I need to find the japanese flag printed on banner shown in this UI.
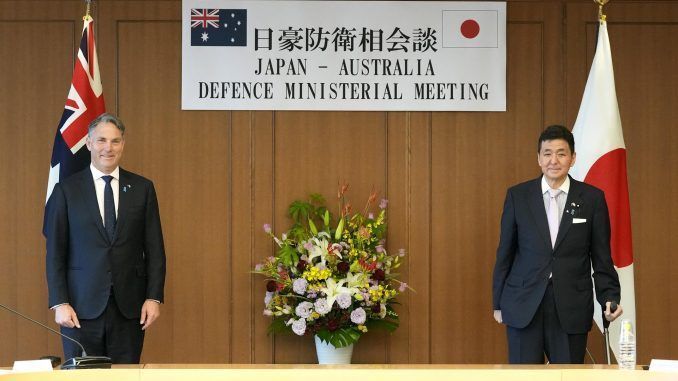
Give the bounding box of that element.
[442,10,499,48]
[570,21,636,361]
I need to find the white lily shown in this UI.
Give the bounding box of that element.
[307,237,328,265]
[320,278,351,308]
[344,272,364,295]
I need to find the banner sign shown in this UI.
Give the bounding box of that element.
[182,1,506,111]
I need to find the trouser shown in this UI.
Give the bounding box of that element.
[506,281,587,364]
[61,294,144,364]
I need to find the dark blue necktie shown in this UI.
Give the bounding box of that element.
[102,175,116,241]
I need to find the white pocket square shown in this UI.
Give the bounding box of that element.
[572,218,587,224]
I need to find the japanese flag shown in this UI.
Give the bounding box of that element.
[442,10,499,48]
[570,21,636,361]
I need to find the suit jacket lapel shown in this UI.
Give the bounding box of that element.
[553,176,581,251]
[80,170,110,244]
[114,169,131,242]
[527,177,552,250]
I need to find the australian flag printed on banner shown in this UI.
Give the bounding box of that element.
[191,9,247,46]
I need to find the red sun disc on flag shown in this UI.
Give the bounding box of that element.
[460,19,480,39]
[584,148,634,268]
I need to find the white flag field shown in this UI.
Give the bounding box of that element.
[570,21,636,361]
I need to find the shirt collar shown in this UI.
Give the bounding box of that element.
[90,164,120,181]
[541,175,570,195]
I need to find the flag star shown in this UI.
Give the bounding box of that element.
[224,23,228,28]
[237,21,241,25]
[231,13,235,18]
[201,32,209,42]
[230,37,235,43]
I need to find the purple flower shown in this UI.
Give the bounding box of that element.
[398,248,406,257]
[336,293,352,309]
[295,301,313,318]
[264,291,274,306]
[399,282,408,292]
[314,298,331,315]
[263,224,272,234]
[254,264,263,271]
[376,245,384,253]
[379,199,388,209]
[350,307,366,324]
[291,319,307,336]
[293,278,308,295]
[303,241,313,251]
[368,213,374,219]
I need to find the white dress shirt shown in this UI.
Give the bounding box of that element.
[90,164,119,226]
[541,175,570,223]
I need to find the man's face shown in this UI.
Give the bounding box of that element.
[86,121,125,174]
[538,139,576,185]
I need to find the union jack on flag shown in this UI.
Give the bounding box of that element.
[191,9,221,29]
[44,15,105,233]
[190,8,247,47]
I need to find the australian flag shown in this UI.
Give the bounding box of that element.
[191,9,247,46]
[44,15,105,235]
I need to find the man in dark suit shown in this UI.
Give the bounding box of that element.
[492,125,623,364]
[45,113,166,364]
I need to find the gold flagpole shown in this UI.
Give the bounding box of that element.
[594,0,610,22]
[84,0,93,21]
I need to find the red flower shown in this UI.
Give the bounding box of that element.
[372,269,386,282]
[359,258,377,271]
[337,261,350,274]
[327,319,340,331]
[266,280,277,292]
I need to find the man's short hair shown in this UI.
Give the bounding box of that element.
[538,125,574,153]
[88,113,125,136]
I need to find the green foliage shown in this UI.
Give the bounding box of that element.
[288,200,313,223]
[268,318,290,335]
[277,244,299,268]
[315,327,362,348]
[366,318,399,333]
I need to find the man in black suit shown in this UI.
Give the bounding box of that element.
[46,113,166,363]
[492,125,623,364]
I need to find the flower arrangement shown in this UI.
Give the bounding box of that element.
[255,185,408,348]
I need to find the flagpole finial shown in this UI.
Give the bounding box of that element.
[594,0,610,22]
[84,0,93,21]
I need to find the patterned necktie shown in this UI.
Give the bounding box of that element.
[102,175,116,241]
[547,189,561,248]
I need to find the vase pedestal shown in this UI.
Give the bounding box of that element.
[314,335,354,364]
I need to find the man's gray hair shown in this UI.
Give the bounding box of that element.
[88,113,126,136]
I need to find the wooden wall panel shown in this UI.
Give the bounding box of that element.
[0,0,89,366]
[566,1,678,364]
[429,4,558,362]
[99,1,232,363]
[1,0,678,367]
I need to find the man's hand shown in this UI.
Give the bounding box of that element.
[54,304,80,328]
[604,301,623,322]
[140,300,161,330]
[493,309,503,324]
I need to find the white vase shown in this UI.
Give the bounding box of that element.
[314,335,354,364]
